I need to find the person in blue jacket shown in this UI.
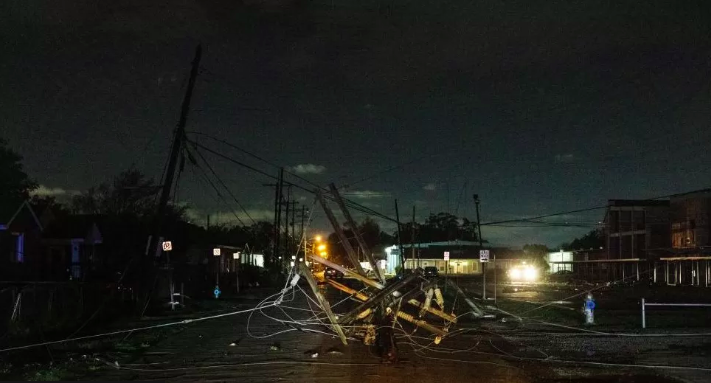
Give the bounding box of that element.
[583,293,596,325]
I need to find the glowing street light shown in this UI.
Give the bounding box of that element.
[317,244,326,251]
[314,235,322,242]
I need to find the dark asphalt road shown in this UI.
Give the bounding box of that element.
[80,283,707,383]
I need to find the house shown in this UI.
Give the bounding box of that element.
[0,200,44,281]
[396,241,524,275]
[662,189,711,286]
[41,215,104,281]
[604,199,670,281]
[670,189,711,249]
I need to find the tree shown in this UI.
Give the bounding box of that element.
[71,168,185,220]
[30,195,70,219]
[562,229,605,251]
[327,217,394,266]
[396,212,479,243]
[0,138,37,209]
[523,244,550,271]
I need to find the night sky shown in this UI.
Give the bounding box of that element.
[3,0,711,247]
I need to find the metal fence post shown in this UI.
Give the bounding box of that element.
[641,298,646,329]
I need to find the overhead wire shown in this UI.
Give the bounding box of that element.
[186,151,247,226]
[185,133,398,222]
[186,143,256,225]
[187,139,400,223]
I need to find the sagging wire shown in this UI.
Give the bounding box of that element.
[0,304,277,353]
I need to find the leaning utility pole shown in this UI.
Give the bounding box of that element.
[141,45,201,315]
[329,183,384,283]
[316,190,366,276]
[394,199,405,273]
[152,45,202,258]
[283,184,293,258]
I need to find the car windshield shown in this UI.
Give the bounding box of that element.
[4,2,709,382]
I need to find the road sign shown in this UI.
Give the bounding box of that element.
[162,241,172,251]
[213,248,221,256]
[479,249,490,262]
[443,251,450,261]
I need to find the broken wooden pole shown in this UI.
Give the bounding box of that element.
[299,264,348,345]
[446,279,484,318]
[315,190,366,276]
[395,311,447,339]
[310,255,384,290]
[329,183,385,284]
[407,299,457,323]
[326,279,370,301]
[339,273,419,325]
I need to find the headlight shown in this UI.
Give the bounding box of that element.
[524,267,537,281]
[509,268,522,279]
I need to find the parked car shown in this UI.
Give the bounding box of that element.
[324,267,344,280]
[424,266,439,277]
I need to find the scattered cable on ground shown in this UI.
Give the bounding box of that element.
[0,304,277,354]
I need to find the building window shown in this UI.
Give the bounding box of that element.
[16,234,23,263]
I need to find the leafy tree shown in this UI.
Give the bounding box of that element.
[397,212,479,243]
[523,244,550,271]
[0,138,37,208]
[71,168,185,220]
[327,217,393,266]
[30,195,70,219]
[561,229,605,251]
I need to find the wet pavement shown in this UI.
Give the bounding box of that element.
[77,284,707,383]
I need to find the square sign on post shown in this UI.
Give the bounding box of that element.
[443,251,450,261]
[479,249,490,263]
[213,248,221,256]
[162,241,172,252]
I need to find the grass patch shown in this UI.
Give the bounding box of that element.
[26,367,70,381]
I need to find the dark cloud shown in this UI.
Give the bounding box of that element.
[3,0,711,247]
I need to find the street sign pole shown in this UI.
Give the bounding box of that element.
[493,252,497,304]
[162,241,174,310]
[479,249,490,300]
[444,251,450,291]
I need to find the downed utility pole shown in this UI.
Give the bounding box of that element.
[315,190,366,276]
[329,183,385,284]
[298,263,348,345]
[299,184,456,356]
